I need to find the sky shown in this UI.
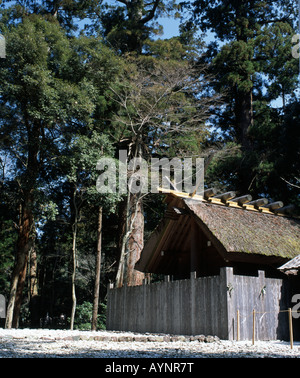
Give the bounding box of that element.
[156,16,180,39]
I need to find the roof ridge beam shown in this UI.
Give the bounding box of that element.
[261,201,284,211]
[228,194,252,207]
[209,191,236,204]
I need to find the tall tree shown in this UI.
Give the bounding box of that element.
[95,0,186,288]
[0,14,97,328]
[1,0,101,32]
[62,129,120,328]
[110,41,219,287]
[189,0,298,193]
[99,0,179,53]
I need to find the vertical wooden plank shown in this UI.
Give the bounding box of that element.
[185,279,192,334]
[155,283,160,333]
[165,279,172,334]
[124,286,130,331]
[201,277,207,335]
[289,308,293,349]
[143,283,148,334]
[237,310,240,341]
[220,267,232,340]
[190,273,196,335]
[257,271,265,340]
[145,283,151,333]
[252,309,256,346]
[157,282,162,333]
[132,286,138,333]
[181,279,188,334]
[106,286,111,330]
[174,280,181,334]
[210,276,217,336]
[113,288,118,330]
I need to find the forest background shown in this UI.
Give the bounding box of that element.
[0,0,299,330]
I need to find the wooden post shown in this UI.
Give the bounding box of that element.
[190,219,198,273]
[288,308,293,350]
[237,310,240,341]
[252,309,255,346]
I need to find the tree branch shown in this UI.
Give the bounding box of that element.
[141,0,160,24]
[280,176,300,189]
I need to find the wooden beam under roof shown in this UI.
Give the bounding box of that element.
[159,186,294,218]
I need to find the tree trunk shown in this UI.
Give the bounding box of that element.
[115,192,145,287]
[91,206,103,331]
[29,244,40,328]
[12,256,29,328]
[234,89,254,192]
[115,138,145,287]
[126,194,144,286]
[235,89,253,151]
[5,120,40,329]
[70,223,77,331]
[5,200,33,328]
[29,246,38,298]
[70,190,78,331]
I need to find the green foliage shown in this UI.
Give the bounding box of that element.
[97,0,181,53]
[189,0,300,198]
[213,39,256,93]
[0,0,299,329]
[71,301,106,330]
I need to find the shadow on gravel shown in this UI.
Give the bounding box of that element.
[1,341,299,359]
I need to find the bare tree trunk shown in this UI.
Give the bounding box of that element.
[28,244,40,328]
[70,224,77,330]
[91,206,103,331]
[115,140,145,287]
[115,188,132,288]
[115,192,145,287]
[126,195,144,286]
[12,258,28,328]
[70,190,78,331]
[29,246,38,298]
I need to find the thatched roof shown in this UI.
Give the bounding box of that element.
[136,192,300,274]
[278,255,300,275]
[186,199,300,259]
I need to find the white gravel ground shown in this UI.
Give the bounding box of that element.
[0,328,299,358]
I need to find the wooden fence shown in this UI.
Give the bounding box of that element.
[106,267,294,340]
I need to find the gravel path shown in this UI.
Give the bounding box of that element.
[0,328,299,358]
